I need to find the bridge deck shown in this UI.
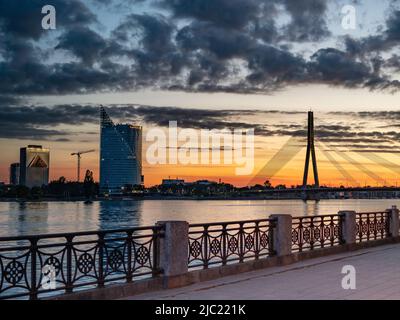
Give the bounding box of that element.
[123,244,400,300]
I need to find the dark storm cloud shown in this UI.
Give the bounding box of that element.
[111,13,187,81]
[0,105,97,126]
[113,13,175,54]
[161,0,329,41]
[56,27,108,66]
[0,95,24,105]
[160,0,265,29]
[280,0,330,42]
[0,0,400,96]
[0,105,73,140]
[0,61,133,95]
[384,54,400,71]
[176,22,255,59]
[309,48,372,86]
[246,45,308,87]
[0,123,70,141]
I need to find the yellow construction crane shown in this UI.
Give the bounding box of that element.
[71,150,95,182]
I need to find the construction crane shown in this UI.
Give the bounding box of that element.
[70,150,95,182]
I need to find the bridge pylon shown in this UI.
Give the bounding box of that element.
[302,111,320,201]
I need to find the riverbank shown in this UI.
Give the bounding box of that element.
[0,196,290,202]
[2,195,400,202]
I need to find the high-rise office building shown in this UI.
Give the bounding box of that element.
[20,145,50,188]
[9,163,20,185]
[100,107,143,194]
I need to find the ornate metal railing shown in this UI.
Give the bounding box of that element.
[188,219,275,269]
[356,211,390,242]
[1,208,396,300]
[0,226,163,300]
[291,215,342,252]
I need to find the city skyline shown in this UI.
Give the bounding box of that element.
[2,107,400,188]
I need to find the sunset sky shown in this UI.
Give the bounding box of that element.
[1,0,400,187]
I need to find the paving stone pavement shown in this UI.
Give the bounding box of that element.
[123,243,400,300]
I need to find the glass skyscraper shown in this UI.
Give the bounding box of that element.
[99,107,143,195]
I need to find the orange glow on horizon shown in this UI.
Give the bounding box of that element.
[2,137,400,187]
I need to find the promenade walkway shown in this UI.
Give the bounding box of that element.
[124,243,400,300]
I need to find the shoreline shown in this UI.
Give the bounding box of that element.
[1,196,400,202]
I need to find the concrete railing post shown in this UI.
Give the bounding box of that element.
[156,221,189,287]
[270,214,292,256]
[338,211,356,245]
[388,205,399,237]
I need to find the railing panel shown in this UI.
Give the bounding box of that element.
[188,219,275,270]
[0,226,163,300]
[356,212,389,243]
[291,215,342,252]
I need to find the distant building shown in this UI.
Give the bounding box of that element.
[20,145,50,188]
[100,107,143,195]
[162,179,185,186]
[9,163,20,185]
[195,180,216,185]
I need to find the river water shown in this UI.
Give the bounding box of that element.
[0,199,399,237]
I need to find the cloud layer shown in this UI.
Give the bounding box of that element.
[0,0,400,99]
[1,103,399,155]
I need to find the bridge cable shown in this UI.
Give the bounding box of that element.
[355,152,400,177]
[248,136,304,185]
[316,139,383,184]
[315,141,358,186]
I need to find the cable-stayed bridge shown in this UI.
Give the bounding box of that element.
[250,111,400,200]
